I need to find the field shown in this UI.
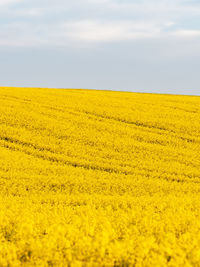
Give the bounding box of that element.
[0,87,200,266]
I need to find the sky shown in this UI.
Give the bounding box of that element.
[0,0,200,95]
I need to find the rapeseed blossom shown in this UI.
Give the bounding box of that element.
[0,87,200,266]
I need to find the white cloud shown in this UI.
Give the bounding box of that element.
[0,0,22,6]
[14,7,43,16]
[60,20,162,42]
[170,30,200,37]
[0,0,200,46]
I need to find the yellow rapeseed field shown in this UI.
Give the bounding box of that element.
[0,87,200,266]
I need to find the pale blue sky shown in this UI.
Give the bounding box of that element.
[0,0,200,95]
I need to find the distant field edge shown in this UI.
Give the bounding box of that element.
[0,86,199,97]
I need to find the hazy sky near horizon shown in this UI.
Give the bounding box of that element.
[0,0,200,95]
